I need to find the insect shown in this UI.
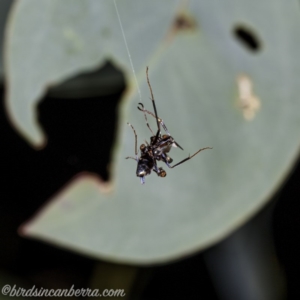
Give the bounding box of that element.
[126,67,212,184]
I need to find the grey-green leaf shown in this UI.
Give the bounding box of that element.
[15,0,300,263]
[5,0,173,147]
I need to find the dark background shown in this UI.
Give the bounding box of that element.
[0,62,299,300]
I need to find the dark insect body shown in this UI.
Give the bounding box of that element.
[126,67,212,184]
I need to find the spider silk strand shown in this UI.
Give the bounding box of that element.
[113,0,142,103]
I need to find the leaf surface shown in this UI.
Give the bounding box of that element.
[10,0,300,263]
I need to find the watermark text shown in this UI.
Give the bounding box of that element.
[1,284,126,297]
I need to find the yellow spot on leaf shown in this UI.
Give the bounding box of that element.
[63,27,83,52]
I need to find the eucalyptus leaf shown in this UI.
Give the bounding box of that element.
[0,0,12,79]
[13,0,300,263]
[5,0,174,147]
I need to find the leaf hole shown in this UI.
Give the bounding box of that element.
[233,25,262,53]
[39,61,125,182]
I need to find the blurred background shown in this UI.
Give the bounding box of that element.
[1,1,300,300]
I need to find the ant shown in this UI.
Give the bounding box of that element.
[126,67,212,184]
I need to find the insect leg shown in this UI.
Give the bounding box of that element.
[148,155,165,177]
[138,103,170,135]
[127,122,138,158]
[126,156,138,161]
[165,147,212,169]
[153,165,167,177]
[146,67,161,144]
[137,102,184,150]
[162,154,173,164]
[158,119,170,135]
[137,103,183,150]
[137,103,155,136]
[173,140,184,151]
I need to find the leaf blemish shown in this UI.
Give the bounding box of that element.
[166,11,197,43]
[63,27,83,52]
[233,25,261,53]
[237,74,261,120]
[173,12,197,32]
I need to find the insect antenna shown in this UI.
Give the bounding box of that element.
[146,67,161,143]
